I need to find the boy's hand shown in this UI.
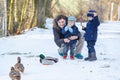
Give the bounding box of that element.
[69,36,78,40]
[64,38,70,43]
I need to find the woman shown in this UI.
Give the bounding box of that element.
[53,14,84,59]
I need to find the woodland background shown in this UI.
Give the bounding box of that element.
[0,0,120,36]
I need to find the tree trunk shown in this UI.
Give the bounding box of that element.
[4,0,7,36]
[37,0,52,28]
[8,0,14,34]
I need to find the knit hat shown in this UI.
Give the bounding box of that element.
[39,54,45,59]
[88,10,96,13]
[87,13,94,17]
[68,16,76,21]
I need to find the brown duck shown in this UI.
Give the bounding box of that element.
[14,57,24,73]
[9,67,21,80]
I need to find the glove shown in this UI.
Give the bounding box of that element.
[64,26,69,31]
[68,27,73,33]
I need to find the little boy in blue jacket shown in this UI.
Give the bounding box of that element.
[82,10,100,61]
[62,16,81,60]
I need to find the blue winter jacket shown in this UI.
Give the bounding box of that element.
[83,16,100,41]
[61,25,81,44]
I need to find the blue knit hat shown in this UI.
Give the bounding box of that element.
[68,16,76,21]
[87,13,94,17]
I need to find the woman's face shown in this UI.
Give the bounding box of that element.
[57,19,66,28]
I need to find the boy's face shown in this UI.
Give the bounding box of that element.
[88,17,93,21]
[68,20,75,27]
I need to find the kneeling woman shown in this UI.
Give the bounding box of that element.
[53,15,84,59]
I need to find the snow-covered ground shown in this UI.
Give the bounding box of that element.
[0,19,120,80]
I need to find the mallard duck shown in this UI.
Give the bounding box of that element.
[14,57,24,73]
[39,54,58,65]
[9,67,21,80]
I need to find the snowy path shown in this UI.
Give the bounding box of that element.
[0,22,120,80]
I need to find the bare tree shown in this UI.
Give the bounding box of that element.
[7,0,52,34]
[4,0,7,36]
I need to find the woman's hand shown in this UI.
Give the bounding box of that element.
[64,38,70,43]
[69,36,78,40]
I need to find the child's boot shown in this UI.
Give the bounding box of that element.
[70,55,75,60]
[84,53,91,61]
[63,55,67,59]
[89,52,97,61]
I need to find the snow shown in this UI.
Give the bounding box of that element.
[0,19,120,80]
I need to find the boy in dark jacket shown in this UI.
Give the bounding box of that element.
[62,16,81,60]
[82,10,100,61]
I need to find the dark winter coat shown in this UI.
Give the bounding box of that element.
[61,25,81,44]
[53,26,81,47]
[83,16,100,41]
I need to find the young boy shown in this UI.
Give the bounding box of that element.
[61,16,81,60]
[82,10,100,61]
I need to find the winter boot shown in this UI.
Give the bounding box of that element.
[88,52,97,61]
[59,53,63,57]
[75,53,83,59]
[84,53,91,61]
[58,44,64,57]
